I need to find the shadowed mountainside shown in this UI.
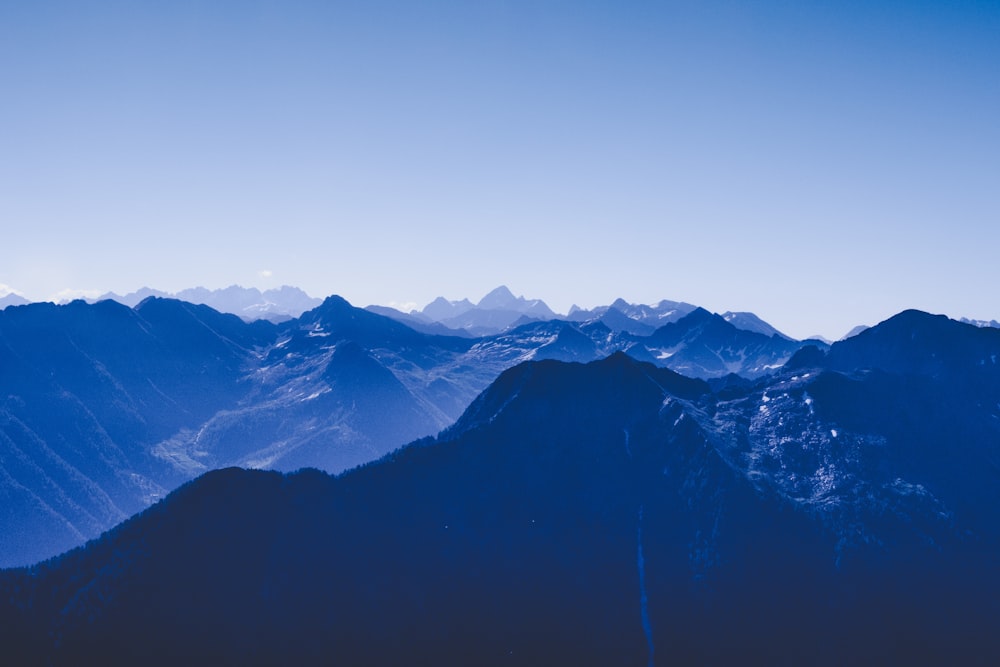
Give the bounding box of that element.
[2,313,999,664]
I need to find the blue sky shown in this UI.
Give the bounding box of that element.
[2,0,998,339]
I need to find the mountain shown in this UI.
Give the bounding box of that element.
[3,328,999,664]
[0,296,475,566]
[364,305,472,337]
[568,297,698,329]
[0,293,30,310]
[413,288,802,345]
[721,310,790,338]
[143,295,480,476]
[842,324,870,339]
[638,307,813,377]
[419,286,557,335]
[98,285,322,322]
[827,309,1000,378]
[0,294,577,566]
[593,306,656,336]
[0,296,961,569]
[95,286,170,306]
[0,298,267,567]
[961,316,1000,329]
[476,285,554,317]
[421,295,474,321]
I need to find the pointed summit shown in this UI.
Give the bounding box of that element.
[477,285,518,310]
[422,296,473,321]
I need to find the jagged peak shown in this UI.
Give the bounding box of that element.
[477,285,518,309]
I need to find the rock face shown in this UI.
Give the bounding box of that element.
[2,314,999,665]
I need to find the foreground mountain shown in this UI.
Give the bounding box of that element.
[2,312,999,664]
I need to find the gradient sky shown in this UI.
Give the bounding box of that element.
[2,0,998,339]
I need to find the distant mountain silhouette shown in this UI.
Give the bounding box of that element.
[3,334,998,664]
[960,316,1000,329]
[97,285,321,322]
[400,288,811,346]
[364,305,472,337]
[415,286,557,335]
[0,293,30,309]
[421,295,475,321]
[568,297,697,329]
[841,323,870,339]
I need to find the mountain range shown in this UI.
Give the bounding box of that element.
[95,285,322,323]
[2,309,998,664]
[1,292,831,567]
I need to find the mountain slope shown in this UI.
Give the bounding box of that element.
[0,299,266,566]
[641,307,810,377]
[3,345,998,665]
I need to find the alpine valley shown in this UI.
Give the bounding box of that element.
[1,291,999,665]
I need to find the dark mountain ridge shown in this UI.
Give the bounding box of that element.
[3,313,999,664]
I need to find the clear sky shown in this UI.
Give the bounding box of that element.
[2,1,998,340]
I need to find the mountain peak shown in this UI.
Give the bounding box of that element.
[422,296,474,321]
[477,285,518,309]
[679,306,715,325]
[826,309,1000,377]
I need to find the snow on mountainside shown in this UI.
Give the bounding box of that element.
[961,317,1000,329]
[399,287,790,340]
